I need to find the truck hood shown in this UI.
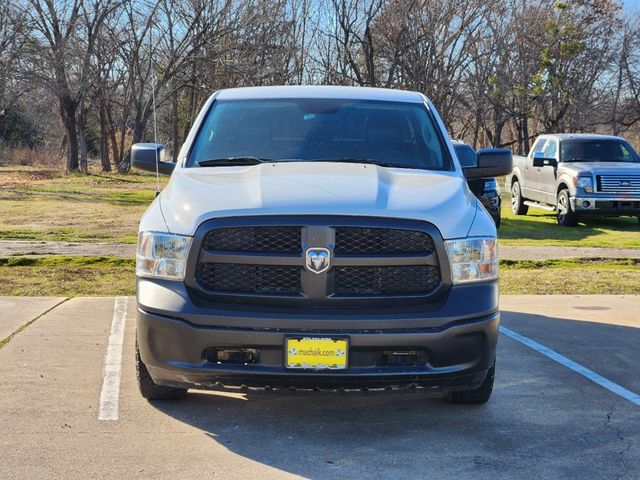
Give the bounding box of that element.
[158,162,478,239]
[563,161,640,174]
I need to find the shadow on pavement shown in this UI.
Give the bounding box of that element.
[147,312,640,478]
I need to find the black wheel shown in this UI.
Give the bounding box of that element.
[446,361,495,405]
[510,181,528,215]
[556,189,578,227]
[136,341,188,401]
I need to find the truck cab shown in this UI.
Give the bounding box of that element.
[509,134,640,226]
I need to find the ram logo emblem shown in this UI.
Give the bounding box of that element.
[305,248,331,274]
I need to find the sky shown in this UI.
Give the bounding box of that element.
[624,0,640,10]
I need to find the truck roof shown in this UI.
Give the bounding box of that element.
[537,133,625,142]
[214,85,426,103]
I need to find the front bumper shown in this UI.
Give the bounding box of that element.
[136,279,499,391]
[571,196,640,214]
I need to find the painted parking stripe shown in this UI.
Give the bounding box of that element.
[500,325,640,407]
[98,297,128,421]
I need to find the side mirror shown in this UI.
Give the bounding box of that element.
[532,150,557,168]
[131,143,175,175]
[464,148,513,179]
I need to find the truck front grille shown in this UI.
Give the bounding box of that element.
[203,226,301,253]
[190,218,445,306]
[334,265,441,296]
[197,264,301,295]
[596,175,640,194]
[334,227,434,254]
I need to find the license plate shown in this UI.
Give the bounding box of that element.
[285,337,348,370]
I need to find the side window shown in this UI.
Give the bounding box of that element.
[532,138,547,154]
[543,139,557,159]
[621,144,631,160]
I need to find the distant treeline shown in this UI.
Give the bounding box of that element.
[0,0,639,172]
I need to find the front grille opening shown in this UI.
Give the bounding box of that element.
[333,265,440,296]
[334,227,434,254]
[206,348,260,365]
[197,263,302,295]
[379,350,428,367]
[203,226,301,253]
[597,175,640,194]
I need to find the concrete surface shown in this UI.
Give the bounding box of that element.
[0,295,638,479]
[499,245,640,260]
[0,240,135,257]
[0,296,66,340]
[2,239,640,261]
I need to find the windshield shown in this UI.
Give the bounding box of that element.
[188,98,451,170]
[560,139,640,163]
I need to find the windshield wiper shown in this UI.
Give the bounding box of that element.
[197,156,272,167]
[315,157,413,169]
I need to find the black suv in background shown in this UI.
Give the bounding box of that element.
[453,141,502,227]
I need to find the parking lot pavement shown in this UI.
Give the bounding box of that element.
[0,296,638,480]
[0,296,66,340]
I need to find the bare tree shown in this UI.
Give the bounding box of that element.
[4,0,640,169]
[21,0,120,172]
[0,3,26,130]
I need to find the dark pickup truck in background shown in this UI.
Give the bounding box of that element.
[508,134,640,226]
[452,141,502,228]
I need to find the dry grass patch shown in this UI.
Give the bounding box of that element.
[0,166,164,243]
[500,258,640,294]
[0,257,134,296]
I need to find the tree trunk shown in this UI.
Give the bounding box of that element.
[99,100,111,172]
[171,84,179,161]
[522,114,530,153]
[183,72,198,141]
[77,103,88,173]
[120,102,153,172]
[60,97,79,172]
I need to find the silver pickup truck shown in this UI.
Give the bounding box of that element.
[508,134,640,226]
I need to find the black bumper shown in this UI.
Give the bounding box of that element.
[136,279,499,391]
[571,197,640,215]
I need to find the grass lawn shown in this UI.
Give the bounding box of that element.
[499,258,640,294]
[497,191,640,248]
[1,256,638,297]
[1,165,639,249]
[0,166,164,244]
[0,256,135,296]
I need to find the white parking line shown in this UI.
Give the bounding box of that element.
[500,325,640,407]
[98,296,128,421]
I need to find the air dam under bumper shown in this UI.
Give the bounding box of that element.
[136,279,499,391]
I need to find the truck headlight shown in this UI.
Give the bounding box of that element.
[445,237,498,284]
[576,177,593,193]
[136,232,192,280]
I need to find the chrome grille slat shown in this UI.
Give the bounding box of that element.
[597,174,640,194]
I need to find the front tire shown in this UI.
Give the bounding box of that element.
[136,341,188,401]
[446,361,495,404]
[556,189,578,227]
[511,181,528,215]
